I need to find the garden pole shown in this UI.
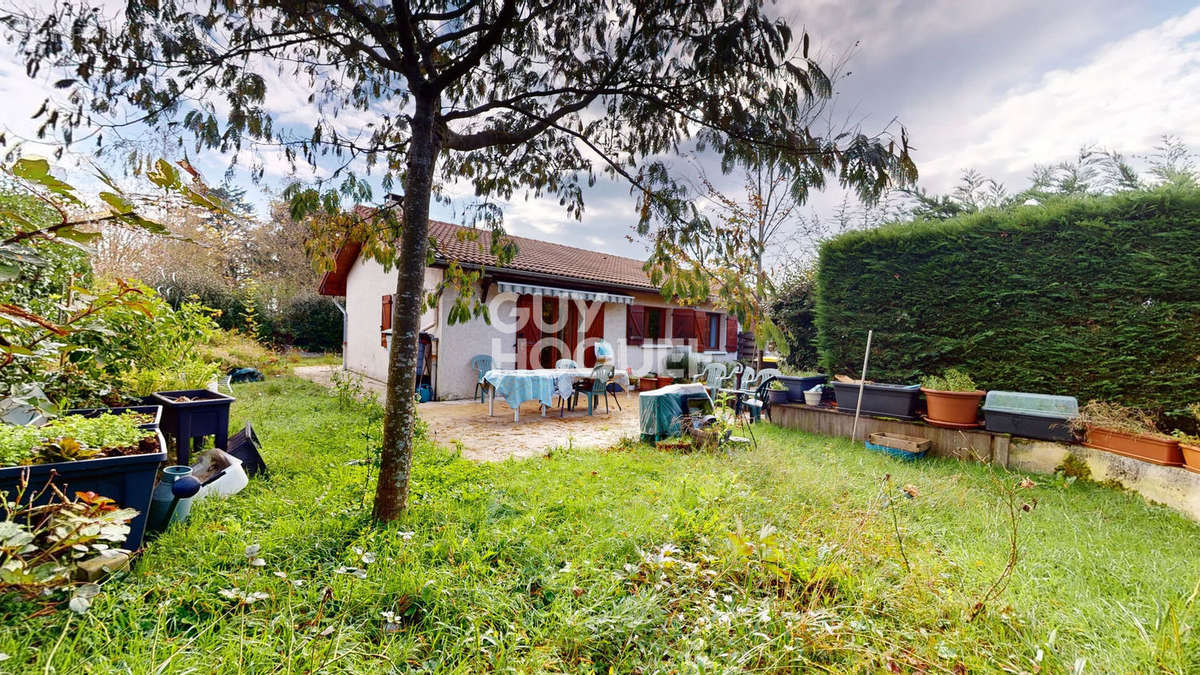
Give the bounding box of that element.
[851,329,873,442]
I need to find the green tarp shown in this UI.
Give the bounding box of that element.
[638,383,711,441]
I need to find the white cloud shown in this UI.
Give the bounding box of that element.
[913,6,1200,190]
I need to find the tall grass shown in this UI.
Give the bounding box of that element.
[1,377,1196,672]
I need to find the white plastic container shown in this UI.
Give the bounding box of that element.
[190,449,250,500]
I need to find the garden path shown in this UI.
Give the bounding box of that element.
[293,365,640,461]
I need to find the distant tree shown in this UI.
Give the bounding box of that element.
[1144,135,1198,189]
[769,265,819,371]
[4,1,915,520]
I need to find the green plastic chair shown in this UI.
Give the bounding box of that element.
[694,362,727,397]
[470,354,493,403]
[565,364,616,416]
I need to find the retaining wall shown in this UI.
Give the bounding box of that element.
[771,403,1200,522]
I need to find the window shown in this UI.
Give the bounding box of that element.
[708,313,721,351]
[645,307,664,340]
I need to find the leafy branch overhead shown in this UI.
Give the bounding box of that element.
[2,1,919,519]
[7,1,914,256]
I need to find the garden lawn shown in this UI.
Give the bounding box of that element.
[1,377,1197,672]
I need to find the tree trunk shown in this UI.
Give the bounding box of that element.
[373,94,441,521]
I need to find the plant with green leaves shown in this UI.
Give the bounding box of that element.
[816,189,1200,414]
[921,368,978,393]
[0,412,154,467]
[0,486,137,602]
[4,0,915,522]
[0,159,227,407]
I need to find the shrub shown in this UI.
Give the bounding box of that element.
[157,277,269,337]
[1,279,222,407]
[770,267,819,371]
[815,188,1200,413]
[277,294,342,352]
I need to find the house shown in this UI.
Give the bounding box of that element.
[317,217,739,400]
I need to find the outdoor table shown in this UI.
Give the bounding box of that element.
[483,368,631,422]
[639,383,712,441]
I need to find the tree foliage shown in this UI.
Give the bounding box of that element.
[814,188,1200,414]
[3,0,916,519]
[0,158,224,407]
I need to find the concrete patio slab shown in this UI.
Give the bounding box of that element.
[293,365,640,461]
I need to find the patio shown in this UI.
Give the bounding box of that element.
[294,365,641,461]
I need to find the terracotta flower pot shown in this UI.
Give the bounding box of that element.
[1179,442,1200,473]
[1083,426,1183,466]
[638,378,657,392]
[920,388,985,426]
[657,376,673,389]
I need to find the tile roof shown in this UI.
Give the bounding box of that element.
[427,220,655,290]
[318,216,656,295]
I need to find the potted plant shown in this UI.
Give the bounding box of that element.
[657,374,674,389]
[831,377,922,420]
[1175,431,1200,473]
[1072,401,1182,467]
[776,371,828,403]
[767,379,790,405]
[0,408,167,550]
[1171,404,1200,473]
[638,372,659,392]
[920,369,985,428]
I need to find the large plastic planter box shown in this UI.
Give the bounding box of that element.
[65,404,162,430]
[151,389,235,464]
[832,382,921,420]
[777,375,827,403]
[982,391,1078,442]
[0,407,166,551]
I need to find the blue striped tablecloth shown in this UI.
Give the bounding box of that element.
[483,368,632,410]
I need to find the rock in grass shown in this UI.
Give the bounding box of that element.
[75,549,132,581]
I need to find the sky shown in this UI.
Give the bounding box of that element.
[0,1,1197,262]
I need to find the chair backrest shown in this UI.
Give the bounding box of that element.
[555,358,579,369]
[741,366,757,388]
[470,354,493,380]
[754,375,779,418]
[700,362,725,385]
[758,368,782,383]
[588,364,615,393]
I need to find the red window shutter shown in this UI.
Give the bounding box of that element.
[380,295,393,347]
[516,294,539,368]
[725,316,738,353]
[693,311,708,351]
[626,305,645,345]
[672,308,695,339]
[583,301,605,367]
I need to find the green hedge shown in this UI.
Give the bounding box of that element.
[814,189,1200,413]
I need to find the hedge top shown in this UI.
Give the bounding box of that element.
[814,187,1200,413]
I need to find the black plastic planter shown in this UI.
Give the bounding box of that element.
[65,405,162,430]
[151,389,235,464]
[776,375,828,403]
[832,382,922,420]
[982,391,1078,442]
[0,419,166,552]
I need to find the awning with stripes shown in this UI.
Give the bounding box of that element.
[496,281,634,305]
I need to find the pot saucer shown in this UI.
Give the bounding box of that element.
[920,415,981,429]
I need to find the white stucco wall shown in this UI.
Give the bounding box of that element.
[343,258,441,384]
[342,259,739,399]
